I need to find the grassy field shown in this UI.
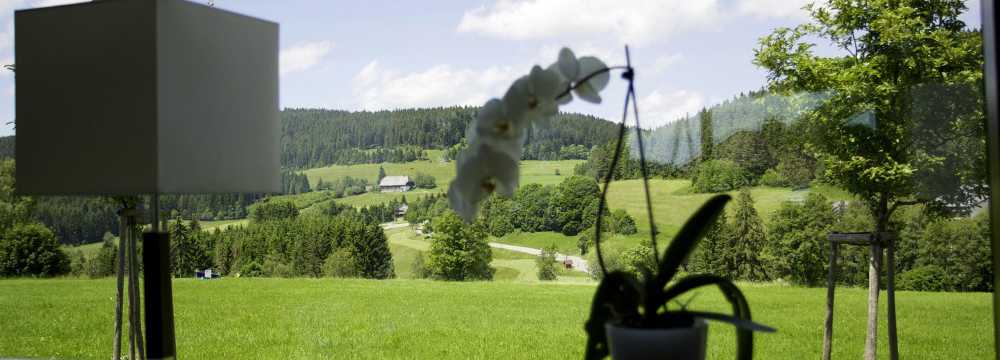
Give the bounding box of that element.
[385,226,585,283]
[0,278,991,359]
[492,179,856,255]
[301,155,582,192]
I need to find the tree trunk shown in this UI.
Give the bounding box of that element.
[864,242,881,360]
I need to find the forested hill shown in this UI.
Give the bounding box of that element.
[636,90,826,165]
[281,107,619,168]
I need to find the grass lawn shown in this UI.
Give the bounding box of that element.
[0,278,991,359]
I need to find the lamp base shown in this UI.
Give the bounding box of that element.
[143,231,176,360]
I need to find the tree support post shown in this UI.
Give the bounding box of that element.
[864,241,882,360]
[887,237,898,360]
[823,242,839,360]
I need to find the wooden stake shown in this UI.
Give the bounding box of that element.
[887,238,898,360]
[113,212,127,360]
[864,242,882,360]
[823,243,839,360]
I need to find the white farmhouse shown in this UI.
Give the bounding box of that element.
[379,176,414,192]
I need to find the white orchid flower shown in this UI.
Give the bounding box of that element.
[503,65,563,123]
[574,56,610,104]
[467,98,528,161]
[557,48,580,80]
[449,47,613,221]
[548,63,573,105]
[448,144,520,222]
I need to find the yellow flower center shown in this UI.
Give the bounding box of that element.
[528,96,539,110]
[495,120,511,134]
[480,179,497,193]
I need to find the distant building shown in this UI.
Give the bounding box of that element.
[379,176,414,192]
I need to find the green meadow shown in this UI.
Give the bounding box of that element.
[0,278,991,359]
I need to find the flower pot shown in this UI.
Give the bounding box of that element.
[605,319,708,360]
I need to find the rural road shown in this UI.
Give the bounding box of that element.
[488,242,590,274]
[381,221,590,274]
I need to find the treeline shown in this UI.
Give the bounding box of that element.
[691,115,817,192]
[176,200,395,279]
[281,107,618,168]
[405,176,637,239]
[640,90,824,166]
[589,189,993,293]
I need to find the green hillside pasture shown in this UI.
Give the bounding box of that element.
[493,181,854,255]
[605,179,854,243]
[302,158,583,192]
[0,279,991,359]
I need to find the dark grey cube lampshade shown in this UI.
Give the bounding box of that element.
[14,0,279,195]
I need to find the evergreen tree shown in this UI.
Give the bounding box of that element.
[699,108,714,161]
[377,166,387,185]
[730,188,768,281]
[689,209,731,278]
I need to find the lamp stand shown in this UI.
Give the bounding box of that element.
[115,206,145,360]
[144,194,176,360]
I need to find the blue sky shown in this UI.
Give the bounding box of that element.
[0,0,982,135]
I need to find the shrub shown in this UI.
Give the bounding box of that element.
[413,172,437,189]
[609,209,638,235]
[561,221,582,236]
[620,244,656,276]
[239,261,263,277]
[691,159,750,193]
[577,227,594,255]
[86,236,118,278]
[537,245,559,281]
[0,223,70,277]
[759,168,789,187]
[263,256,293,277]
[897,265,950,291]
[586,242,654,280]
[911,215,992,292]
[324,248,357,278]
[586,244,623,280]
[764,193,835,286]
[250,201,299,222]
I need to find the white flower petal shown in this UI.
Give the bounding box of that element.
[578,56,610,92]
[573,82,602,104]
[448,144,521,221]
[529,65,563,99]
[557,48,579,80]
[472,98,526,145]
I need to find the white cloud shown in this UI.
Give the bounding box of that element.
[280,41,334,75]
[638,89,704,129]
[736,0,812,20]
[457,0,721,46]
[649,53,682,75]
[352,60,519,110]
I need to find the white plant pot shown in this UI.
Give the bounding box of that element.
[605,320,708,360]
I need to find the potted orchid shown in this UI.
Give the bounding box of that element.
[448,47,774,360]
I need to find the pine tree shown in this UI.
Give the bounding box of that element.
[730,188,769,281]
[377,166,387,185]
[689,209,731,278]
[699,108,714,161]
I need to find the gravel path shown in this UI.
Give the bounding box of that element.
[488,242,590,274]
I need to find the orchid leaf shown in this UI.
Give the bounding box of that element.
[584,271,642,360]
